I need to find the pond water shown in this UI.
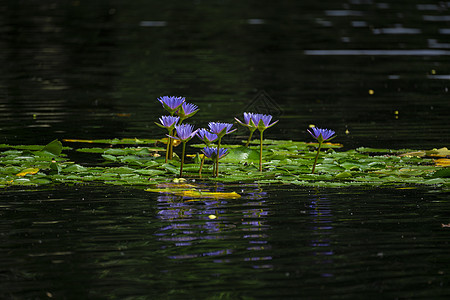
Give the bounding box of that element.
[1,186,450,299]
[0,0,449,299]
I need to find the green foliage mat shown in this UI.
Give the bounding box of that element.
[0,138,448,189]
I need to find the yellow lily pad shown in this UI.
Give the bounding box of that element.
[160,138,181,147]
[145,184,241,199]
[174,190,241,199]
[306,142,344,148]
[399,151,427,157]
[435,158,450,167]
[400,147,449,158]
[427,147,450,157]
[63,139,97,143]
[16,168,39,177]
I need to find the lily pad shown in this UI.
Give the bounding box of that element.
[41,139,63,156]
[0,139,448,189]
[221,147,260,163]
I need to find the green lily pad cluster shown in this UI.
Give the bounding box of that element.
[0,138,448,189]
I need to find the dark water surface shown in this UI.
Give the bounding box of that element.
[0,1,449,299]
[0,0,449,148]
[1,186,450,299]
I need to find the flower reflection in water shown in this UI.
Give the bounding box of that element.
[309,193,334,277]
[242,187,272,269]
[155,184,272,268]
[156,194,226,252]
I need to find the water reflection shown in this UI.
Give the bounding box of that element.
[139,21,167,27]
[2,186,450,298]
[154,184,273,268]
[242,189,272,268]
[304,49,450,55]
[309,192,334,278]
[0,2,123,144]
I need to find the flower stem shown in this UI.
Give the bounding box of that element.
[215,138,222,177]
[311,142,322,174]
[165,139,170,163]
[245,130,254,147]
[199,156,205,178]
[169,113,175,160]
[259,130,263,172]
[180,142,186,177]
[169,137,174,160]
[165,129,173,163]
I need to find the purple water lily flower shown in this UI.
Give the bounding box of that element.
[242,113,279,172]
[197,128,218,145]
[308,127,336,174]
[202,147,229,160]
[307,127,336,143]
[177,102,199,120]
[235,112,257,128]
[156,115,180,163]
[158,96,185,115]
[235,112,259,146]
[208,122,236,138]
[171,124,198,142]
[169,123,198,177]
[251,114,279,131]
[155,115,180,130]
[207,122,235,177]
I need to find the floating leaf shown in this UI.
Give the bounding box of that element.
[160,137,181,147]
[432,168,450,178]
[49,161,61,174]
[335,171,353,179]
[399,150,427,157]
[145,182,241,199]
[306,142,344,148]
[400,147,450,158]
[31,177,53,185]
[423,178,446,185]
[145,187,241,199]
[134,169,165,176]
[102,154,117,162]
[0,139,448,188]
[63,138,160,145]
[104,167,136,174]
[77,148,110,154]
[42,139,63,156]
[175,190,241,199]
[426,147,450,157]
[435,158,450,167]
[161,163,179,174]
[16,168,39,177]
[221,147,260,163]
[0,144,46,151]
[62,164,87,172]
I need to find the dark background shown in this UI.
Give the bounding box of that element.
[0,0,449,148]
